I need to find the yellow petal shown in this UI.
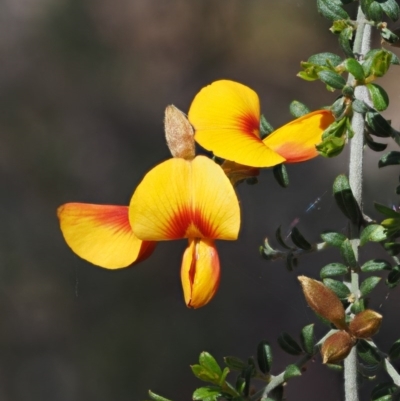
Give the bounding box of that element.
[58,203,156,269]
[263,110,335,163]
[188,80,285,167]
[181,238,220,308]
[129,156,240,241]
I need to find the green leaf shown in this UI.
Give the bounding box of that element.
[381,27,399,44]
[260,114,274,139]
[257,340,273,374]
[289,100,310,118]
[317,0,350,20]
[275,226,291,250]
[333,174,362,225]
[379,151,400,167]
[364,132,387,152]
[368,1,383,21]
[193,386,222,401]
[372,382,399,400]
[219,367,230,386]
[224,356,246,371]
[148,390,174,401]
[366,111,393,138]
[380,0,400,21]
[370,49,392,77]
[366,83,389,111]
[384,242,400,256]
[308,52,343,67]
[285,251,297,272]
[374,202,400,218]
[323,278,351,300]
[273,164,289,188]
[357,339,382,365]
[317,70,346,89]
[321,231,347,247]
[317,136,346,157]
[300,324,315,354]
[388,339,400,360]
[320,263,348,278]
[277,332,303,355]
[283,364,302,381]
[331,97,347,119]
[352,99,370,114]
[386,265,400,287]
[297,71,319,82]
[199,352,222,376]
[290,226,312,250]
[360,259,392,272]
[351,299,366,314]
[360,224,387,246]
[339,27,355,58]
[360,276,381,297]
[386,49,400,64]
[191,365,219,384]
[340,239,357,268]
[343,58,365,80]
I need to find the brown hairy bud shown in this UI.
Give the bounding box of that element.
[321,331,355,364]
[298,276,346,330]
[349,309,382,339]
[164,105,195,160]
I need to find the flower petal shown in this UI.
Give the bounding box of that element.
[263,110,335,163]
[188,80,285,167]
[58,203,156,269]
[129,156,240,241]
[181,238,220,308]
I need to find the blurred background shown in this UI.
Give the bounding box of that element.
[1,0,400,400]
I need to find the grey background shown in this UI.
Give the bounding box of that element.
[1,1,400,400]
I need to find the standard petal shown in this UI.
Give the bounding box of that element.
[181,239,220,308]
[129,156,240,241]
[188,80,285,168]
[263,110,335,163]
[58,203,156,269]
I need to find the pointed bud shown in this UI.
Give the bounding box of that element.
[164,105,195,160]
[349,309,382,339]
[298,276,346,330]
[321,331,355,364]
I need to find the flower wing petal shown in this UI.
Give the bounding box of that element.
[181,239,220,308]
[188,80,285,167]
[129,156,240,241]
[263,110,335,163]
[58,203,156,269]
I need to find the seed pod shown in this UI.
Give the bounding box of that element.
[321,331,355,364]
[349,309,382,339]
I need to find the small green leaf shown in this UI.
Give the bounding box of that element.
[260,115,274,139]
[372,382,398,400]
[343,58,365,80]
[389,339,400,360]
[191,365,218,383]
[331,97,347,119]
[300,324,315,354]
[369,49,392,77]
[321,231,347,247]
[374,202,400,218]
[283,364,302,381]
[351,299,366,314]
[352,99,370,114]
[277,332,303,355]
[361,259,392,272]
[339,27,355,58]
[357,339,382,365]
[289,100,310,118]
[148,390,174,401]
[285,251,297,272]
[366,111,393,138]
[340,239,357,268]
[275,226,292,250]
[219,367,230,386]
[308,52,343,67]
[368,1,383,21]
[381,27,399,45]
[325,363,343,371]
[290,226,312,250]
[380,0,400,21]
[320,263,348,278]
[364,132,387,152]
[273,164,289,188]
[257,340,273,374]
[317,136,346,157]
[323,278,351,300]
[318,70,346,89]
[384,242,400,256]
[193,386,222,401]
[379,151,400,167]
[333,174,362,225]
[360,276,381,297]
[199,352,222,376]
[224,356,246,371]
[366,83,389,111]
[317,0,350,20]
[386,265,400,287]
[360,224,387,246]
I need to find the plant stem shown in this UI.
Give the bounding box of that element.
[344,7,372,401]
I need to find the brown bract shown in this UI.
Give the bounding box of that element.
[321,331,355,364]
[349,309,382,339]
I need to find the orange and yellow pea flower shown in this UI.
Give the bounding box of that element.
[188,80,335,168]
[129,155,240,308]
[58,156,240,309]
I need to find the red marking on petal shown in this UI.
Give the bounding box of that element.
[237,113,260,140]
[91,205,133,235]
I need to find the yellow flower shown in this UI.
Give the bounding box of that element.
[188,80,335,168]
[129,155,240,308]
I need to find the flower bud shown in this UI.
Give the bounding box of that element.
[349,309,382,339]
[321,331,355,364]
[164,105,195,160]
[298,276,346,330]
